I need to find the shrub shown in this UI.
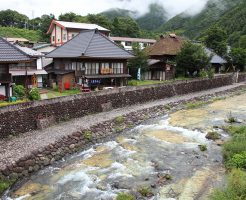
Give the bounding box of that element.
[210,169,246,200]
[226,112,237,123]
[115,116,125,124]
[116,193,135,200]
[28,87,40,101]
[199,70,208,78]
[0,178,16,195]
[223,126,246,169]
[228,152,246,169]
[199,144,207,151]
[138,186,153,197]
[207,68,215,79]
[13,85,26,99]
[83,130,92,140]
[206,131,221,140]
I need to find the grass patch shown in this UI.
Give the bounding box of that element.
[128,77,191,86]
[116,193,135,200]
[206,131,221,140]
[0,99,28,107]
[0,27,42,42]
[185,101,210,109]
[226,112,237,124]
[0,178,16,195]
[222,126,246,169]
[46,89,81,99]
[138,186,153,197]
[211,125,246,199]
[210,169,246,200]
[164,104,172,110]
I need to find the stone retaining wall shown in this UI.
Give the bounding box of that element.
[0,75,238,139]
[0,85,245,192]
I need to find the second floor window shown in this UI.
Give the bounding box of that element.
[125,41,132,46]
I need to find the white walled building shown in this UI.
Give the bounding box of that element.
[110,37,156,51]
[47,20,110,47]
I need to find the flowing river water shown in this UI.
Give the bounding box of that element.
[3,93,246,200]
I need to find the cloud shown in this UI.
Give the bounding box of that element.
[0,0,209,19]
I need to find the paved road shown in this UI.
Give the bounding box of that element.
[0,82,245,170]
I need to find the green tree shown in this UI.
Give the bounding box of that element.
[0,9,29,28]
[128,43,148,79]
[176,42,211,76]
[112,17,140,38]
[39,14,55,42]
[239,35,246,49]
[229,48,246,71]
[58,12,88,23]
[87,14,112,30]
[203,25,228,56]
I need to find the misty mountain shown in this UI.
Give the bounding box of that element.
[101,8,138,20]
[159,0,243,39]
[101,3,168,31]
[136,3,168,30]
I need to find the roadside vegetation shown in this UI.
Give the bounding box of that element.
[210,125,246,200]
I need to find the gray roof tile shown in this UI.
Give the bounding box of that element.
[47,30,134,59]
[0,37,32,62]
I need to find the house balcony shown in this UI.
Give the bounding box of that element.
[0,73,12,83]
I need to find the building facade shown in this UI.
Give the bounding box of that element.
[46,29,134,91]
[0,38,33,98]
[110,36,156,51]
[47,20,110,47]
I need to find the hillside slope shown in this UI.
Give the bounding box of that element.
[159,0,243,39]
[0,26,43,42]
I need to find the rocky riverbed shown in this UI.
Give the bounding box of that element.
[2,89,246,200]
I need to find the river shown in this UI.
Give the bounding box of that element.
[3,93,246,200]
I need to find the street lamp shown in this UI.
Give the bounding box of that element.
[81,63,86,89]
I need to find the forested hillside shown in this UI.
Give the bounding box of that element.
[157,0,246,47]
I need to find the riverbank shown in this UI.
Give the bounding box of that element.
[0,82,246,196]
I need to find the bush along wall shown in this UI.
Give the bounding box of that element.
[0,74,241,138]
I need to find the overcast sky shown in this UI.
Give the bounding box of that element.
[0,0,209,19]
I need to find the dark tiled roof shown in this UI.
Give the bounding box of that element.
[46,29,134,59]
[205,48,227,64]
[147,34,184,56]
[0,37,32,62]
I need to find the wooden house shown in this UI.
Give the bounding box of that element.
[145,34,184,80]
[47,20,110,47]
[46,29,134,91]
[0,37,32,99]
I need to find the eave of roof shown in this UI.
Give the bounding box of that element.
[0,37,33,63]
[46,29,134,59]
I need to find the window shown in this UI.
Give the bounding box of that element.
[84,63,99,75]
[72,62,76,70]
[125,41,132,46]
[63,34,67,41]
[112,63,123,74]
[52,36,55,42]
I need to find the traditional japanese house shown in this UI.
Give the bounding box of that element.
[46,29,134,91]
[47,20,110,47]
[205,48,227,73]
[0,37,32,98]
[10,45,48,88]
[145,34,184,80]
